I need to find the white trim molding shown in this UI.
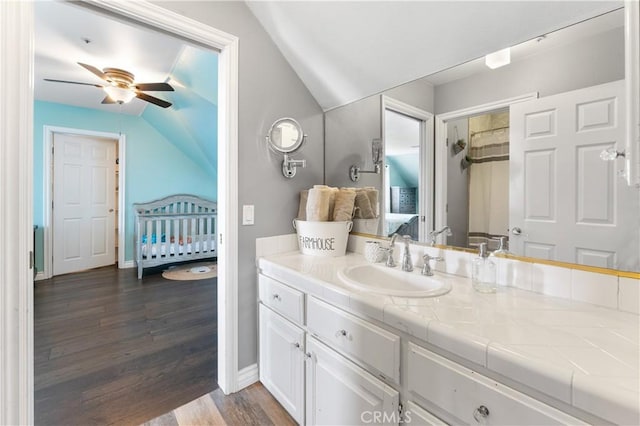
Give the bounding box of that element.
[381,96,434,241]
[433,93,539,233]
[0,1,34,425]
[624,1,640,187]
[237,363,259,389]
[42,126,126,279]
[85,0,240,394]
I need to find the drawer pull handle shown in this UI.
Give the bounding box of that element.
[335,329,352,340]
[473,405,490,424]
[272,294,281,301]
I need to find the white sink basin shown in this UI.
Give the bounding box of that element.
[337,264,452,298]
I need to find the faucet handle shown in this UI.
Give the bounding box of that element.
[422,254,444,276]
[423,254,444,262]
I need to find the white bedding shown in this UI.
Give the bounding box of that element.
[141,240,214,258]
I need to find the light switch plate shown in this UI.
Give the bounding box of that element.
[242,204,255,225]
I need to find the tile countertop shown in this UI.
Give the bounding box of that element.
[258,251,640,425]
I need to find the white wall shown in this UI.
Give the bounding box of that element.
[156,1,324,370]
[446,118,469,248]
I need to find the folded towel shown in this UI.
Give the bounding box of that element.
[354,188,375,219]
[328,187,339,220]
[333,188,356,221]
[306,187,331,221]
[297,190,308,220]
[364,187,379,218]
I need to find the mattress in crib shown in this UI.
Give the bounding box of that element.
[141,240,214,258]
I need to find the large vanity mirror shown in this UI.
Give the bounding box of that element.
[325,7,640,273]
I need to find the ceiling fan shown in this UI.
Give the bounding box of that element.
[44,62,174,108]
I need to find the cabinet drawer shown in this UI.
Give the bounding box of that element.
[407,343,586,425]
[259,274,304,325]
[307,296,400,383]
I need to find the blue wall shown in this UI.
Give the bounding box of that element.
[387,154,419,187]
[33,100,217,271]
[142,46,218,178]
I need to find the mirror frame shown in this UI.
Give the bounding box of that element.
[266,117,306,153]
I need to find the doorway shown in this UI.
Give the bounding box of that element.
[0,2,240,424]
[381,96,434,243]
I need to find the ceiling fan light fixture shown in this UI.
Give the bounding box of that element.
[104,85,135,104]
[485,47,511,69]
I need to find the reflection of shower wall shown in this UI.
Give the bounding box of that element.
[468,111,510,250]
[446,118,469,247]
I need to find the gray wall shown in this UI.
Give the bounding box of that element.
[156,1,324,369]
[324,79,434,235]
[435,27,624,113]
[446,118,469,248]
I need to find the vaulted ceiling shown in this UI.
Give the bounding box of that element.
[246,1,621,111]
[35,1,622,115]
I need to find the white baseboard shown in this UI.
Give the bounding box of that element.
[119,260,135,269]
[237,363,259,390]
[34,271,46,281]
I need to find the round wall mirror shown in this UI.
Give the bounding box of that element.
[266,117,306,153]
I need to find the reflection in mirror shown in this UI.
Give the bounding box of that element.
[324,8,639,272]
[384,110,420,240]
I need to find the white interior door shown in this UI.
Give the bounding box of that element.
[53,133,116,275]
[510,80,639,270]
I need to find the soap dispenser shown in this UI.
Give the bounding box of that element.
[472,242,496,293]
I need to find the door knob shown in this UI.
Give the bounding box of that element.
[512,227,522,235]
[109,209,114,212]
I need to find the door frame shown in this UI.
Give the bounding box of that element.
[43,127,125,278]
[433,93,539,237]
[381,95,433,242]
[0,1,239,424]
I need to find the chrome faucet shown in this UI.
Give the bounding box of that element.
[422,254,444,276]
[401,235,413,272]
[386,234,399,268]
[428,226,452,246]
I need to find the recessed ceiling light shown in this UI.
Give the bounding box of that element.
[485,47,511,69]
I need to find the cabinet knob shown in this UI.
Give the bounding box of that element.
[335,329,352,340]
[292,342,301,350]
[305,352,313,359]
[272,294,281,301]
[473,405,490,424]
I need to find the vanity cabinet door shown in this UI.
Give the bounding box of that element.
[305,336,399,426]
[259,304,305,425]
[404,401,448,426]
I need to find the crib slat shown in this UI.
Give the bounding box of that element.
[198,216,204,253]
[191,217,197,253]
[146,219,153,259]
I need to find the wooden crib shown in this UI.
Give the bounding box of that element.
[134,194,217,279]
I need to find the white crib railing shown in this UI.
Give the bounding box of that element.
[134,195,217,279]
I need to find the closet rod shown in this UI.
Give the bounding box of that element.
[470,125,509,136]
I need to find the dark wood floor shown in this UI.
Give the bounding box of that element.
[34,265,218,426]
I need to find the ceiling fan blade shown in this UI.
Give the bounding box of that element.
[101,96,116,105]
[78,62,107,80]
[44,78,103,88]
[135,82,174,92]
[136,92,172,108]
